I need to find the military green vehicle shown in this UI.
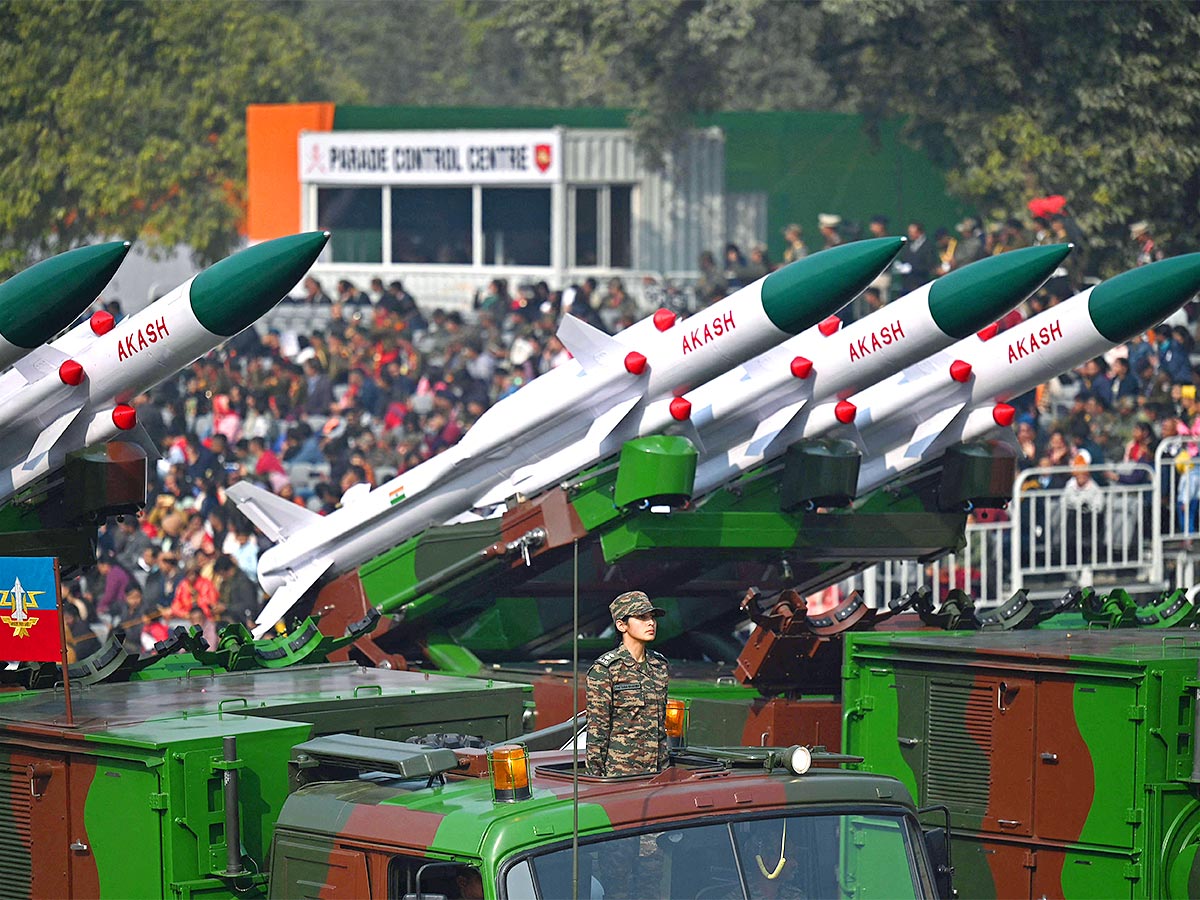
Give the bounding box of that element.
[271,738,951,899]
[0,660,528,898]
[0,620,952,900]
[842,628,1200,899]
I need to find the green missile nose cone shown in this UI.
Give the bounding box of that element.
[0,241,131,348]
[1088,252,1200,343]
[191,231,330,336]
[929,243,1073,338]
[760,237,905,334]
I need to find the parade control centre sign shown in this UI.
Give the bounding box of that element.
[299,130,562,185]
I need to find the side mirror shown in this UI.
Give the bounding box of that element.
[919,804,955,899]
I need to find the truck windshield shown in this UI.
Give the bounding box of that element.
[506,812,925,899]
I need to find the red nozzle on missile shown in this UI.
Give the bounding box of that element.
[977,323,1000,342]
[90,310,115,336]
[790,356,813,379]
[950,360,973,383]
[58,359,85,385]
[624,351,647,375]
[669,397,692,421]
[993,403,1016,427]
[653,309,676,332]
[112,405,137,430]
[835,400,857,424]
[818,315,841,336]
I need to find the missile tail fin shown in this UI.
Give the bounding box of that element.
[251,555,333,639]
[557,314,627,373]
[226,480,320,543]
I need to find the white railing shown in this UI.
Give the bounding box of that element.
[839,460,1160,609]
[1153,436,1200,585]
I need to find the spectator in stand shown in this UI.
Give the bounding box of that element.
[1149,323,1193,384]
[745,245,771,281]
[1131,221,1164,267]
[951,217,987,270]
[300,275,332,304]
[893,221,938,295]
[818,214,842,250]
[695,251,728,305]
[782,224,807,264]
[301,359,334,416]
[1110,356,1140,408]
[171,562,219,620]
[94,552,131,621]
[337,279,371,306]
[722,243,749,291]
[1077,357,1113,409]
[993,218,1032,254]
[213,555,261,628]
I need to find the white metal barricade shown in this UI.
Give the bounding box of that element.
[836,460,1157,610]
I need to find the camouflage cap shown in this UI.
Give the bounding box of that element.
[610,590,665,621]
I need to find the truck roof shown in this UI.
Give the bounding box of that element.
[276,752,919,861]
[0,663,529,748]
[847,628,1200,668]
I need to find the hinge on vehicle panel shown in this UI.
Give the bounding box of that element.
[1128,705,1146,722]
[149,792,168,810]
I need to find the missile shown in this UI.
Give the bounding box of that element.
[849,252,1200,494]
[230,237,905,636]
[683,244,1071,497]
[0,232,330,502]
[0,241,130,372]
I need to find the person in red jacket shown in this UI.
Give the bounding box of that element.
[171,564,219,620]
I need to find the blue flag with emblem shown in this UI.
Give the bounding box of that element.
[0,557,61,662]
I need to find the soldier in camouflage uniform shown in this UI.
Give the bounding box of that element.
[586,590,670,777]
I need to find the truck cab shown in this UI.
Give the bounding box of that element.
[269,738,948,898]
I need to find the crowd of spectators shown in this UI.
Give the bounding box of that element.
[61,197,1192,659]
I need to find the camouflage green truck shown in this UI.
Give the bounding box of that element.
[0,650,950,899]
[842,629,1200,898]
[0,663,528,898]
[270,739,950,899]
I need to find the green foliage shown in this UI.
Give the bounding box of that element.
[815,0,1200,274]
[492,0,832,167]
[0,0,355,276]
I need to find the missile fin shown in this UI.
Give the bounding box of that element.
[251,556,333,639]
[498,394,643,503]
[22,405,83,470]
[556,314,628,373]
[754,401,809,457]
[898,403,968,460]
[10,344,70,384]
[226,480,320,543]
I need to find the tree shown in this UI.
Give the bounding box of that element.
[0,0,360,276]
[815,0,1200,274]
[489,0,776,166]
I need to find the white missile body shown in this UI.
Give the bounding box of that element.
[849,253,1200,495]
[0,233,329,502]
[232,238,907,636]
[681,244,1072,498]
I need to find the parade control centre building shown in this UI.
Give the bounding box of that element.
[247,103,966,313]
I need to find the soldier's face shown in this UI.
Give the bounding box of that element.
[622,613,658,642]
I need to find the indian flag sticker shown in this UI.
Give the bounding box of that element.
[388,485,406,506]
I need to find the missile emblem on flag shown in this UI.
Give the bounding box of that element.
[0,557,61,662]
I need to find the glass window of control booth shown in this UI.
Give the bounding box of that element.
[571,185,633,268]
[391,188,472,264]
[317,188,383,263]
[483,188,550,266]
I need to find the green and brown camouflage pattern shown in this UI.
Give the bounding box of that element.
[843,629,1200,898]
[269,746,936,899]
[585,646,669,776]
[0,664,528,898]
